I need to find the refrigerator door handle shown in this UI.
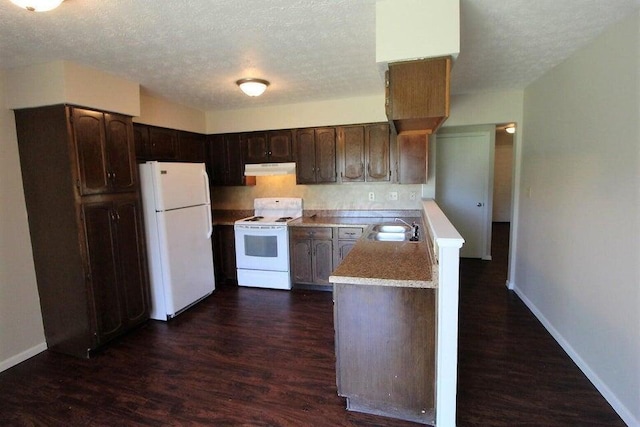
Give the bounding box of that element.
[202,169,211,205]
[206,206,213,239]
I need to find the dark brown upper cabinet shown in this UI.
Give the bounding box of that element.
[72,107,136,196]
[386,57,451,134]
[295,127,337,184]
[148,126,178,160]
[208,134,255,187]
[178,131,206,163]
[339,123,391,183]
[133,124,178,161]
[243,130,293,163]
[397,132,428,184]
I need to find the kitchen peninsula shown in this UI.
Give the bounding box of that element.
[329,218,437,424]
[329,200,463,426]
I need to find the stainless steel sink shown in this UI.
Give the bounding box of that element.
[371,224,411,233]
[367,232,411,242]
[366,222,421,242]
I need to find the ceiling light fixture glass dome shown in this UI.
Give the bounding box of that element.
[10,0,64,11]
[236,78,270,97]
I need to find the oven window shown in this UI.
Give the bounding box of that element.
[244,235,278,258]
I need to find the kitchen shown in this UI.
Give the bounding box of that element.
[1,1,639,426]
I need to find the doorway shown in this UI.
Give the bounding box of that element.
[435,125,494,259]
[435,124,515,261]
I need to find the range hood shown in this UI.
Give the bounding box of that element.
[244,162,296,176]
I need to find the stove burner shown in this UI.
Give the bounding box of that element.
[275,216,293,222]
[244,216,264,222]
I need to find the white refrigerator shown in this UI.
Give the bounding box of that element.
[139,161,215,320]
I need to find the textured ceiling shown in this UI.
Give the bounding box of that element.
[0,0,638,111]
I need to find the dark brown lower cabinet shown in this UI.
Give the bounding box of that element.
[82,196,149,344]
[213,225,237,284]
[290,227,333,286]
[334,283,436,425]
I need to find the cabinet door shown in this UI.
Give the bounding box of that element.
[213,225,237,283]
[133,124,150,161]
[243,132,269,164]
[340,126,365,182]
[113,199,148,326]
[312,239,333,284]
[225,134,248,186]
[105,113,137,192]
[207,135,227,186]
[149,127,178,160]
[366,123,391,182]
[295,128,317,184]
[72,108,109,196]
[291,238,313,284]
[337,240,357,264]
[82,201,124,344]
[398,132,428,184]
[179,131,206,163]
[268,130,293,162]
[315,127,337,183]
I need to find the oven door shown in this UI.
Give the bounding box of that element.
[234,224,289,272]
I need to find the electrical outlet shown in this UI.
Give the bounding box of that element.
[389,191,398,201]
[409,191,416,201]
[368,192,375,201]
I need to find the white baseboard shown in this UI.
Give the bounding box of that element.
[0,342,47,373]
[512,285,639,427]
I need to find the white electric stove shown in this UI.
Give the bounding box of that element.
[234,198,302,289]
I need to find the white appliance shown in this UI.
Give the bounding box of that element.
[234,198,303,290]
[139,161,215,320]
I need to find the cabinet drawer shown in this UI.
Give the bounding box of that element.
[290,227,333,239]
[338,227,363,239]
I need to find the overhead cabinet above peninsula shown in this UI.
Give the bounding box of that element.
[385,57,451,134]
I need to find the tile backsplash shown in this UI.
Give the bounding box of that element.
[210,174,425,210]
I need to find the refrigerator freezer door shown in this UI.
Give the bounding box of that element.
[148,204,215,320]
[149,161,210,211]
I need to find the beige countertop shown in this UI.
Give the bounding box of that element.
[289,216,420,228]
[329,231,436,289]
[212,210,436,288]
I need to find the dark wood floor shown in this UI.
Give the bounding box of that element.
[0,223,625,426]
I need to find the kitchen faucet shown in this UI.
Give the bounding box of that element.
[394,218,420,241]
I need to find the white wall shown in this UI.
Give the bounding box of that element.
[134,91,207,133]
[4,61,140,116]
[0,70,47,371]
[516,11,639,426]
[206,94,387,133]
[376,0,459,63]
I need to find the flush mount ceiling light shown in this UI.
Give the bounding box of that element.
[236,78,270,97]
[505,125,516,134]
[10,0,63,11]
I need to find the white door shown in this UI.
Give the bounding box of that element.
[154,204,215,318]
[150,161,210,210]
[436,129,493,259]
